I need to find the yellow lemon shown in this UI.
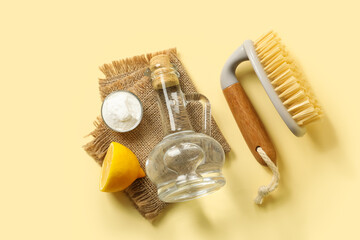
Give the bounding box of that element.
[100,142,145,192]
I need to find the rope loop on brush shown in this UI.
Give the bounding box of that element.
[254,147,280,205]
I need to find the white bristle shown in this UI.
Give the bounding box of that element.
[254,31,322,126]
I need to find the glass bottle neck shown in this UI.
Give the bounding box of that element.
[148,54,194,136]
[155,84,193,136]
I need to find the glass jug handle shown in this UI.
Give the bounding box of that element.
[184,93,211,136]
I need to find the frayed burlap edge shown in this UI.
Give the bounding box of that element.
[99,48,177,87]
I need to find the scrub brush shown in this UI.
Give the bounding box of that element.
[221,31,322,204]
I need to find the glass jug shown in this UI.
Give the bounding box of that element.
[145,55,226,203]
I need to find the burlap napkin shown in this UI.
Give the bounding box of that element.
[84,49,231,220]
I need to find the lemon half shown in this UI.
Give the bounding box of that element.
[100,142,145,192]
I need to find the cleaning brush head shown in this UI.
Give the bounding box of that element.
[220,30,323,137]
[254,31,323,127]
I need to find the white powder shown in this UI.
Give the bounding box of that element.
[101,91,143,132]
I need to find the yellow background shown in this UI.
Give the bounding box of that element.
[1,0,360,239]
